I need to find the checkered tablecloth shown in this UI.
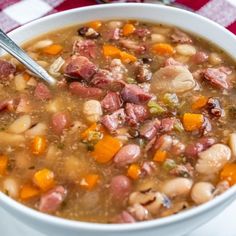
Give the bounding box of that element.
[0,0,236,34]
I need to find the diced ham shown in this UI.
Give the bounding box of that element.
[39,186,67,213]
[64,56,97,80]
[135,28,151,38]
[114,144,141,166]
[141,161,156,176]
[101,108,126,133]
[73,40,96,59]
[125,103,149,126]
[0,59,16,79]
[164,57,183,67]
[191,51,208,64]
[110,175,132,201]
[101,92,122,113]
[185,137,216,157]
[139,119,161,140]
[120,39,145,54]
[203,67,230,89]
[170,29,193,44]
[34,83,52,100]
[135,63,152,83]
[103,28,120,41]
[90,69,114,89]
[0,99,15,112]
[51,112,71,135]
[160,118,175,133]
[69,82,103,99]
[115,211,136,223]
[121,84,152,104]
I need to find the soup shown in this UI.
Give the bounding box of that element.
[0,19,235,223]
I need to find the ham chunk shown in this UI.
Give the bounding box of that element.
[101,92,122,113]
[39,186,67,213]
[0,99,15,112]
[0,59,16,79]
[90,69,114,89]
[203,67,231,89]
[103,28,120,41]
[69,82,103,99]
[170,29,193,44]
[125,103,149,126]
[73,40,96,59]
[64,56,97,80]
[51,112,71,135]
[34,83,52,100]
[119,39,145,54]
[135,28,151,38]
[139,119,161,140]
[101,108,126,133]
[121,84,152,104]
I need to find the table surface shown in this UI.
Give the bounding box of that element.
[1,199,236,236]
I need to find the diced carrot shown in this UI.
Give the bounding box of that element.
[153,150,167,162]
[123,23,136,36]
[33,168,55,191]
[127,164,141,180]
[20,183,40,200]
[91,134,122,163]
[32,136,47,155]
[0,155,8,176]
[120,51,137,63]
[87,20,102,30]
[220,163,236,186]
[23,72,30,81]
[183,113,204,131]
[80,174,99,190]
[43,44,63,55]
[152,43,175,56]
[81,123,104,140]
[103,45,121,57]
[192,96,208,110]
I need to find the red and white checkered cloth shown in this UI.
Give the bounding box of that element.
[0,0,236,34]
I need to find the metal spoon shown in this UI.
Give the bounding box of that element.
[0,29,57,86]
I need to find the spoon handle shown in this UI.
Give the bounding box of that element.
[0,29,57,86]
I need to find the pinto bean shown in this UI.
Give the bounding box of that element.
[154,134,173,151]
[151,65,196,94]
[114,144,141,166]
[115,211,136,223]
[191,182,215,204]
[34,83,52,100]
[196,144,231,175]
[110,175,132,201]
[162,178,193,198]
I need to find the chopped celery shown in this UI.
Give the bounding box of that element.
[148,100,166,115]
[163,93,179,108]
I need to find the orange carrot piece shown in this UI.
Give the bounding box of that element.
[43,44,63,55]
[0,155,8,176]
[220,163,236,186]
[80,174,99,190]
[87,20,102,30]
[120,51,137,63]
[183,113,204,131]
[192,96,208,110]
[152,43,175,56]
[153,150,167,163]
[23,72,30,81]
[103,45,121,57]
[81,123,104,140]
[33,168,55,191]
[123,23,136,36]
[20,183,40,200]
[91,135,122,163]
[127,164,141,180]
[32,136,47,155]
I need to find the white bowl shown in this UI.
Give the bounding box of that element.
[1,3,236,236]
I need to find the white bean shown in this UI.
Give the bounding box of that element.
[8,115,31,134]
[151,33,166,43]
[191,182,215,204]
[14,74,26,91]
[25,123,47,137]
[31,39,53,50]
[37,60,49,68]
[196,144,231,175]
[83,100,103,123]
[49,57,65,77]
[27,77,37,87]
[108,21,123,28]
[3,178,19,198]
[0,132,25,146]
[46,98,62,113]
[209,52,222,65]
[176,44,196,56]
[162,178,193,198]
[229,133,236,158]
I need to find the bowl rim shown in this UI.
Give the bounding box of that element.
[1,2,236,231]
